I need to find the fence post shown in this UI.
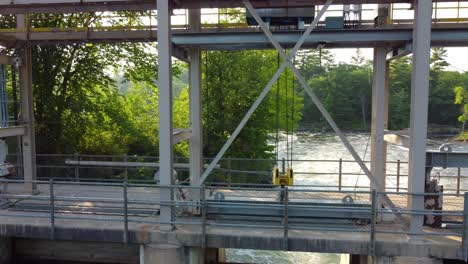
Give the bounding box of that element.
[457,168,461,195]
[370,190,377,257]
[49,179,55,240]
[283,186,289,251]
[396,160,400,193]
[463,192,468,262]
[123,180,128,244]
[74,153,80,182]
[338,159,343,191]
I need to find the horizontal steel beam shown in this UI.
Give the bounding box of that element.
[64,159,220,169]
[206,200,371,220]
[0,126,25,138]
[0,55,14,65]
[173,128,192,144]
[386,43,412,61]
[5,28,468,49]
[426,151,468,169]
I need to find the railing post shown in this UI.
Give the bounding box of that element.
[457,167,461,195]
[124,155,129,181]
[463,192,468,262]
[201,184,207,249]
[370,190,377,257]
[283,186,289,251]
[74,153,80,182]
[123,180,128,244]
[49,179,55,240]
[338,158,343,191]
[227,158,232,187]
[396,160,400,193]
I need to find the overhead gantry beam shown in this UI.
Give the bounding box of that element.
[4,28,468,49]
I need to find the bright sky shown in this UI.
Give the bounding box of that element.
[332,47,468,72]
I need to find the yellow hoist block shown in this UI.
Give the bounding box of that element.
[272,167,294,186]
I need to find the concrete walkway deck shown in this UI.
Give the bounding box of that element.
[0,183,464,260]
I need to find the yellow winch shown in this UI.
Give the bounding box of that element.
[272,167,294,186]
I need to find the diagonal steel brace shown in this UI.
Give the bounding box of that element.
[198,0,333,185]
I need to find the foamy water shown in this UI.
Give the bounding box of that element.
[226,132,467,263]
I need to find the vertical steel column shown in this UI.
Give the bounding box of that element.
[408,0,433,234]
[370,47,388,194]
[16,14,25,30]
[189,9,202,203]
[157,0,174,231]
[19,47,36,193]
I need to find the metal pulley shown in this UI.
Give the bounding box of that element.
[272,167,294,186]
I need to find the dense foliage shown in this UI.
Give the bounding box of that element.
[300,47,468,133]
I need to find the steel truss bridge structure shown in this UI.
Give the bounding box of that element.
[0,0,468,263]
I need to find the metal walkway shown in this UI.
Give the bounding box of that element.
[0,180,465,260]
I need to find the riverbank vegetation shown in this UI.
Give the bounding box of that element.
[28,46,468,157]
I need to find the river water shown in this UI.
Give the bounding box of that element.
[226,132,468,264]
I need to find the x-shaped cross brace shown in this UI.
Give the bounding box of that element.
[199,0,400,218]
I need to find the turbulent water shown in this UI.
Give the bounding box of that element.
[226,132,468,264]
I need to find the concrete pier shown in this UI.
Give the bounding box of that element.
[141,244,186,264]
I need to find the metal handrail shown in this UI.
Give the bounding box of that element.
[0,179,468,258]
[21,154,468,194]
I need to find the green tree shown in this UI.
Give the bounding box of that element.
[454,85,468,135]
[388,56,412,129]
[18,11,184,155]
[203,50,303,182]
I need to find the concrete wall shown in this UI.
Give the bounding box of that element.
[0,237,12,264]
[14,238,139,264]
